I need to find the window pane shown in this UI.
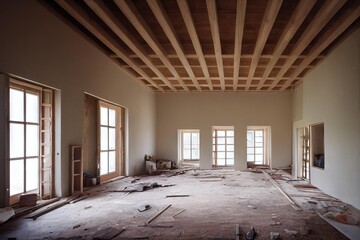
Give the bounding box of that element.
[255,155,263,163]
[217,159,225,166]
[227,159,234,165]
[109,109,116,127]
[26,158,38,191]
[183,133,191,145]
[255,148,263,154]
[217,131,225,137]
[100,152,108,175]
[227,152,234,159]
[255,130,263,137]
[217,145,225,151]
[247,147,254,154]
[100,127,108,150]
[10,123,24,158]
[227,130,234,137]
[109,151,116,172]
[26,125,39,157]
[227,137,234,144]
[10,159,24,195]
[109,128,116,150]
[247,131,254,146]
[192,133,199,145]
[217,152,225,159]
[183,149,190,159]
[10,88,24,121]
[192,149,199,159]
[247,154,254,162]
[100,107,108,125]
[26,93,39,123]
[255,142,263,147]
[255,136,263,143]
[227,145,234,151]
[217,137,225,144]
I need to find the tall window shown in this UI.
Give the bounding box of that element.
[247,130,264,164]
[213,127,234,166]
[179,130,200,161]
[9,86,40,198]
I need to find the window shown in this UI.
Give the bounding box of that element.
[311,123,324,169]
[98,101,124,183]
[247,130,264,164]
[213,127,234,166]
[179,130,200,161]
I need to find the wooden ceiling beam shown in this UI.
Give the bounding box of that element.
[114,0,189,92]
[233,0,247,91]
[245,0,283,90]
[177,0,213,91]
[206,0,225,91]
[268,0,347,91]
[147,0,201,91]
[55,0,163,91]
[281,3,360,91]
[84,0,176,92]
[257,0,316,90]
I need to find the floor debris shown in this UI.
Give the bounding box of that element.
[138,205,151,212]
[245,226,256,240]
[172,209,185,218]
[270,231,280,239]
[284,229,298,236]
[93,227,125,240]
[166,195,190,198]
[146,204,172,224]
[113,182,175,193]
[0,207,15,224]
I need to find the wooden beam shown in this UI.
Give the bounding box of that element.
[55,0,163,91]
[245,0,283,90]
[147,0,201,91]
[177,0,213,90]
[114,0,189,92]
[280,3,360,91]
[268,0,347,91]
[233,0,247,91]
[84,0,176,92]
[206,0,225,91]
[257,0,316,90]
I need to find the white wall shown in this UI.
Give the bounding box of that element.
[156,93,292,170]
[292,28,360,209]
[0,0,156,198]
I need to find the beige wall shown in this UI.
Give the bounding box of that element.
[156,93,292,170]
[0,0,156,198]
[292,28,360,209]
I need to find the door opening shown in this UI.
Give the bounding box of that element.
[247,126,271,166]
[212,126,234,167]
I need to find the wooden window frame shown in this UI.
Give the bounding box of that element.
[179,130,200,161]
[212,127,234,167]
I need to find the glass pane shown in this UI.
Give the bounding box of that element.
[227,159,234,165]
[26,125,39,157]
[109,151,116,172]
[255,142,263,147]
[227,152,234,159]
[217,152,225,158]
[217,137,225,144]
[192,149,199,159]
[227,145,234,152]
[10,123,24,158]
[109,109,116,127]
[227,130,234,137]
[26,158,38,191]
[255,148,263,154]
[255,155,263,163]
[192,133,199,145]
[255,136,263,143]
[100,127,108,150]
[109,128,116,150]
[100,152,108,175]
[26,92,39,123]
[10,88,24,121]
[217,131,225,137]
[227,137,234,144]
[183,133,191,145]
[217,159,225,166]
[247,154,254,162]
[247,147,254,154]
[100,107,108,125]
[217,145,225,151]
[183,149,190,159]
[255,130,263,137]
[10,159,24,195]
[247,131,254,146]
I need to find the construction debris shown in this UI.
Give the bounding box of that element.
[172,209,185,218]
[198,178,223,182]
[324,212,359,225]
[93,227,125,240]
[284,229,298,236]
[245,226,256,240]
[270,232,280,239]
[19,194,37,207]
[111,182,174,193]
[139,224,173,228]
[138,205,151,212]
[166,195,189,198]
[146,204,171,224]
[0,207,15,224]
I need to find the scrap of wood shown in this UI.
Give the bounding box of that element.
[146,204,171,224]
[70,195,90,204]
[15,198,60,217]
[139,224,173,228]
[198,178,223,182]
[166,195,189,198]
[261,170,302,211]
[28,200,68,220]
[172,209,185,217]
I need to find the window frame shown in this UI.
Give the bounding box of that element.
[179,129,200,161]
[212,127,234,167]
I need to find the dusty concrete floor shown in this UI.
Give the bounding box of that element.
[0,169,353,239]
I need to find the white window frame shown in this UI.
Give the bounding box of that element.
[212,127,234,167]
[178,130,200,161]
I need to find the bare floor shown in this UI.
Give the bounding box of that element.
[0,169,353,239]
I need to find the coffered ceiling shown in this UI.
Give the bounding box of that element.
[42,0,360,92]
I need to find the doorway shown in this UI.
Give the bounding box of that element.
[212,126,234,167]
